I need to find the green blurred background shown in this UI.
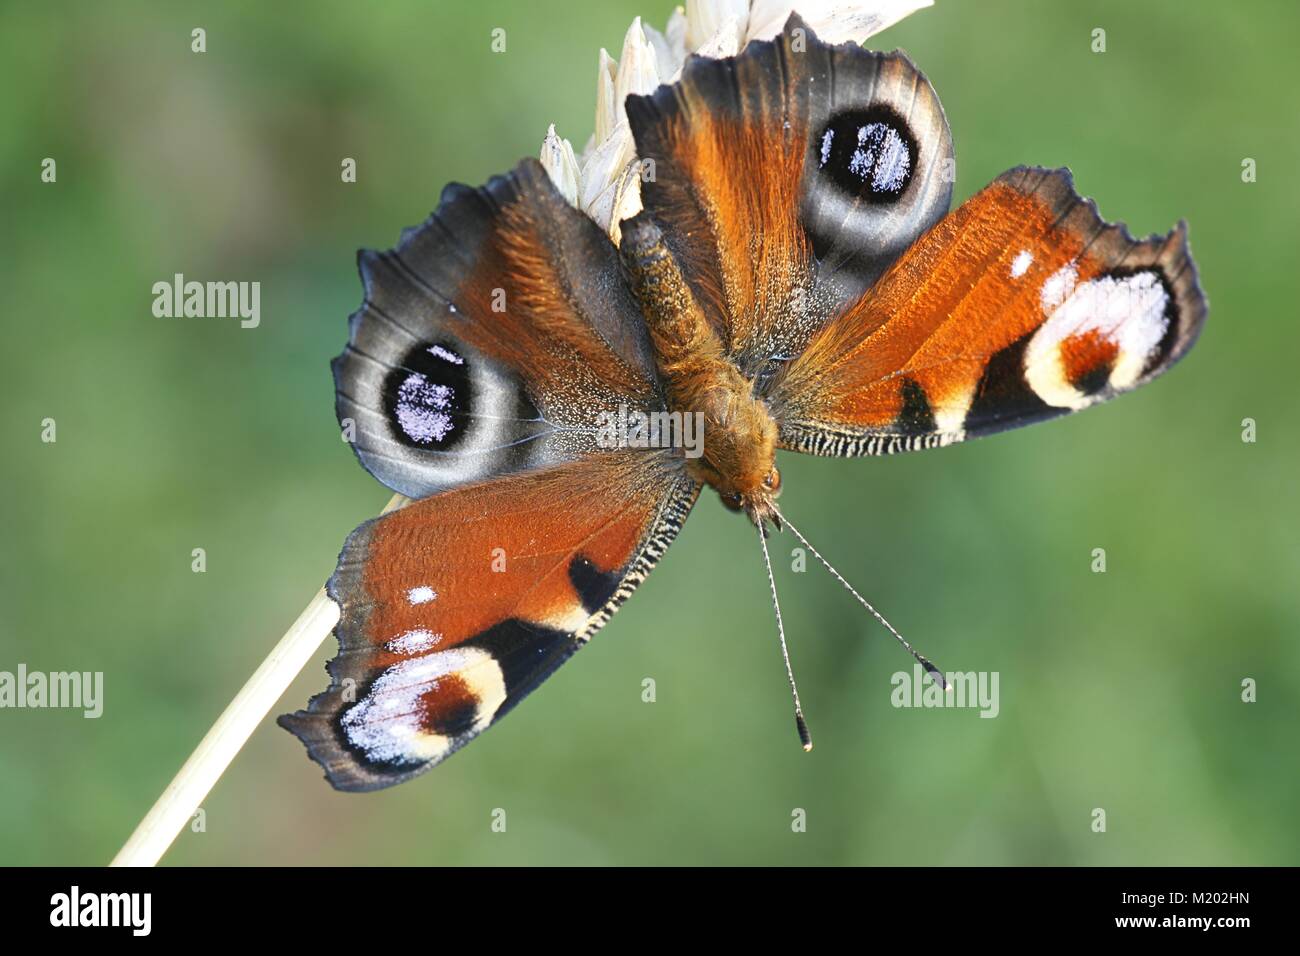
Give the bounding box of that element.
[2,0,1297,866]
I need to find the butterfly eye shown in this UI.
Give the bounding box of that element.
[719,491,745,512]
[816,106,918,203]
[762,468,782,494]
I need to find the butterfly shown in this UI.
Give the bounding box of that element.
[279,16,1206,791]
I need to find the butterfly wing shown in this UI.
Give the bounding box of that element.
[336,156,659,499]
[767,166,1207,455]
[287,157,700,790]
[623,15,955,380]
[280,453,698,791]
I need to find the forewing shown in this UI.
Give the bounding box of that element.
[769,167,1207,456]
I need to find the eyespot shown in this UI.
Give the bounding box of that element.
[815,106,918,203]
[383,342,472,449]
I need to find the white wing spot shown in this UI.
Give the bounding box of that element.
[1041,263,1079,310]
[426,345,463,365]
[1010,249,1034,279]
[407,586,436,605]
[387,629,442,654]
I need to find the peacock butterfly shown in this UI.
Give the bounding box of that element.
[279,16,1206,791]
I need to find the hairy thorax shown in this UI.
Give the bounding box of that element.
[620,216,782,521]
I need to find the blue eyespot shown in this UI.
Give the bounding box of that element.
[816,107,917,202]
[383,342,471,448]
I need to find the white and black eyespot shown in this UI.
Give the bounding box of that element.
[341,333,548,498]
[383,341,473,449]
[815,107,918,203]
[796,50,954,308]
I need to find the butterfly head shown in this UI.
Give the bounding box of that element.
[716,464,782,527]
[679,374,785,526]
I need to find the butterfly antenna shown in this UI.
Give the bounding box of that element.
[757,520,813,751]
[771,504,950,693]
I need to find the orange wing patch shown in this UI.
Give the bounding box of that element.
[280,453,698,791]
[451,178,657,409]
[625,42,813,359]
[771,167,1206,456]
[624,15,954,376]
[1059,329,1121,395]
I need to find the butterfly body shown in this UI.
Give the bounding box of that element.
[621,215,782,518]
[280,16,1205,791]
